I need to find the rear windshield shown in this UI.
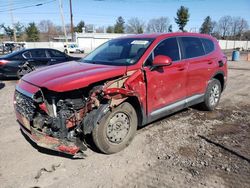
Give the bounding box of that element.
[82,38,154,66]
[1,50,24,59]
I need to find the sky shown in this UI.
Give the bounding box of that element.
[0,0,249,32]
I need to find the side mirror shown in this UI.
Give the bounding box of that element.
[152,55,172,68]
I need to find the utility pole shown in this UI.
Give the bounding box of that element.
[69,0,74,42]
[9,0,17,42]
[58,0,69,53]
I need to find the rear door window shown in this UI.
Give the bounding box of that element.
[49,49,66,58]
[201,38,215,54]
[180,37,205,59]
[30,49,47,58]
[154,37,180,61]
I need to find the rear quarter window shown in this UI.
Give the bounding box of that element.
[180,37,205,59]
[22,51,31,59]
[201,38,215,54]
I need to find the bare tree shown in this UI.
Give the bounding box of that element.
[96,26,105,33]
[147,17,170,33]
[210,21,221,38]
[218,16,233,39]
[38,20,58,41]
[126,17,145,34]
[231,17,249,40]
[38,20,54,33]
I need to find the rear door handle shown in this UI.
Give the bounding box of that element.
[51,59,56,62]
[177,66,185,71]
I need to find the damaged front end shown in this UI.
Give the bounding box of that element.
[15,81,108,158]
[14,73,143,158]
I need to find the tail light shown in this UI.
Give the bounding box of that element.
[0,60,9,66]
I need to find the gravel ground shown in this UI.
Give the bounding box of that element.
[0,61,250,188]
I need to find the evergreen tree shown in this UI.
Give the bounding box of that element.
[0,22,24,40]
[175,6,190,32]
[106,26,114,33]
[25,22,39,42]
[74,20,85,33]
[168,24,173,32]
[200,16,213,34]
[114,16,125,33]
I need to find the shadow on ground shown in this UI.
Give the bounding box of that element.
[0,82,5,90]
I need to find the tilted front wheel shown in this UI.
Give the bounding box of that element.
[17,68,31,79]
[92,102,138,154]
[200,78,222,111]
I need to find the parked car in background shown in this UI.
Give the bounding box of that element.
[0,42,26,54]
[64,43,84,54]
[14,33,227,157]
[0,48,81,79]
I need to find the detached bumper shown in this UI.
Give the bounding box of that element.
[19,122,82,157]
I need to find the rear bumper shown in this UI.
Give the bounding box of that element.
[19,121,82,157]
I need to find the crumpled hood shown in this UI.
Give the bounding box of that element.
[22,61,126,92]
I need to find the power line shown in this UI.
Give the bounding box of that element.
[0,0,43,8]
[0,0,56,12]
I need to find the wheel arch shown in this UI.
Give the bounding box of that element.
[211,71,225,92]
[125,96,145,127]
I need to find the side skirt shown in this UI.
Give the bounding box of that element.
[146,94,204,124]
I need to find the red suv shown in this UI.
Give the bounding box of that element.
[14,33,227,157]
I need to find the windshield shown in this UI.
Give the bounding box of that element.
[82,38,154,66]
[68,44,78,48]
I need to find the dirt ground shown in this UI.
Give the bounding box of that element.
[0,61,250,188]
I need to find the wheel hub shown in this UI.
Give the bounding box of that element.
[106,112,130,143]
[209,84,220,106]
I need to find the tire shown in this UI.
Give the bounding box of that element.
[17,66,33,79]
[17,69,26,79]
[200,78,222,111]
[92,102,138,154]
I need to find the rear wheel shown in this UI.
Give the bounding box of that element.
[92,102,138,154]
[199,78,221,111]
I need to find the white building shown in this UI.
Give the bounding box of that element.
[75,33,128,53]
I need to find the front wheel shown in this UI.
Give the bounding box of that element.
[92,102,138,154]
[17,68,32,79]
[199,79,222,111]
